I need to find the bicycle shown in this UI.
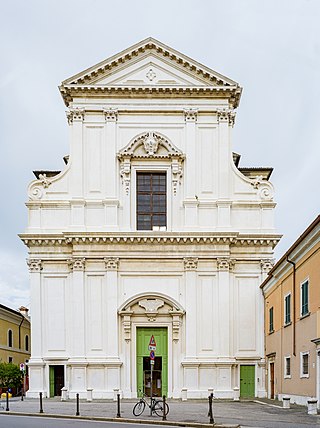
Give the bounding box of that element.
[133,390,169,417]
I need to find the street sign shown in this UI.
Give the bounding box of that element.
[150,359,155,365]
[148,335,157,351]
[19,363,25,371]
[150,350,155,360]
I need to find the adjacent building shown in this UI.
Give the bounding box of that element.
[21,38,280,399]
[0,304,30,366]
[261,216,320,406]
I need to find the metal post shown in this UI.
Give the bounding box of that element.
[76,393,80,416]
[6,391,9,411]
[21,371,24,401]
[39,392,43,413]
[162,395,167,421]
[150,362,153,416]
[208,393,214,424]
[116,393,121,418]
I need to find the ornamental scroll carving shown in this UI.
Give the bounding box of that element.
[27,259,42,272]
[217,258,235,271]
[250,176,274,201]
[118,131,185,196]
[28,173,52,200]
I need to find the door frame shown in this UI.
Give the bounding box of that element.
[239,364,255,398]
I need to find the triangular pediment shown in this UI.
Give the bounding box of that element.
[60,38,242,107]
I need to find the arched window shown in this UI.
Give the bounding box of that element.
[25,335,29,351]
[8,329,13,347]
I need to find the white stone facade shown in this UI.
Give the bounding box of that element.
[21,38,280,399]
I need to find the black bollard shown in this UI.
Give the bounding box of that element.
[39,392,43,413]
[162,395,167,421]
[208,393,214,424]
[76,393,80,416]
[6,391,9,411]
[116,393,121,418]
[21,386,24,401]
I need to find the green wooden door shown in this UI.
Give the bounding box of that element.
[136,327,168,396]
[240,365,255,398]
[49,366,55,397]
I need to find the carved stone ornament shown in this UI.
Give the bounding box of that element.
[184,108,198,122]
[260,259,275,273]
[138,299,164,320]
[217,258,235,271]
[143,132,159,155]
[66,108,85,125]
[104,108,118,122]
[68,258,86,271]
[184,257,198,270]
[38,173,52,189]
[27,259,42,272]
[118,131,185,196]
[104,257,119,270]
[250,176,274,201]
[146,68,156,81]
[217,108,236,126]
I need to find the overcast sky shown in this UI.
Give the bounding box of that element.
[1,0,319,310]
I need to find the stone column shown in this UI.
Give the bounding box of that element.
[67,108,85,198]
[217,258,233,356]
[217,109,234,200]
[27,259,43,359]
[69,258,86,359]
[183,109,198,227]
[105,257,120,359]
[184,257,198,358]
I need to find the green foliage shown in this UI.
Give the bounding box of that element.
[0,362,23,388]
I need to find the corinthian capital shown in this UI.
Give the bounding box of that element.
[104,108,118,122]
[217,258,235,271]
[66,108,85,125]
[260,259,275,273]
[184,257,198,270]
[184,108,198,122]
[217,109,236,126]
[68,258,86,271]
[104,257,119,271]
[27,259,42,272]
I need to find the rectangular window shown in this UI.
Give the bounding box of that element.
[284,356,291,378]
[301,280,309,316]
[284,294,291,325]
[301,352,309,377]
[136,172,167,231]
[8,357,13,363]
[269,307,274,333]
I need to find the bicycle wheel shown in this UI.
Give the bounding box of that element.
[133,400,145,416]
[153,400,169,417]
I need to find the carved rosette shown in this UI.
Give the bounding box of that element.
[66,108,85,125]
[184,108,198,122]
[260,259,275,273]
[27,259,42,272]
[217,258,235,271]
[217,109,236,126]
[184,257,198,270]
[68,258,86,271]
[104,108,118,122]
[104,257,119,271]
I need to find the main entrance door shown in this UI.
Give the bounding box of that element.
[270,362,275,399]
[49,365,64,397]
[136,327,168,397]
[240,365,255,398]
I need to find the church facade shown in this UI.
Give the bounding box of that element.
[21,38,280,399]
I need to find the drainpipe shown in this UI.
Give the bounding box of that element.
[286,257,296,356]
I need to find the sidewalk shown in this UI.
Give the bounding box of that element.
[1,396,319,428]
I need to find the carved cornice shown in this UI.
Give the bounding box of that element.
[68,258,86,271]
[184,257,198,270]
[217,258,235,271]
[27,259,42,272]
[20,233,281,248]
[66,108,85,124]
[184,108,198,122]
[104,257,119,270]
